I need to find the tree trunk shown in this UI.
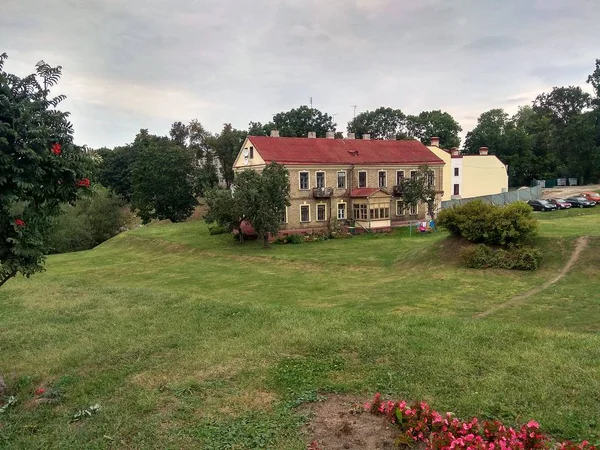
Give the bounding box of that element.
[0,270,17,289]
[263,233,269,248]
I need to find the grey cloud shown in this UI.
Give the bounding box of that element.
[2,0,600,148]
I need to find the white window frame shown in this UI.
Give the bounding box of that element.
[315,171,326,189]
[378,170,387,188]
[454,167,459,177]
[299,171,310,190]
[410,170,417,180]
[337,171,347,189]
[337,202,346,220]
[396,200,404,216]
[300,204,311,222]
[280,206,288,224]
[410,203,418,215]
[358,170,367,188]
[396,170,405,185]
[316,203,327,222]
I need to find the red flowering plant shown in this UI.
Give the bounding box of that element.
[364,394,596,450]
[1,53,93,287]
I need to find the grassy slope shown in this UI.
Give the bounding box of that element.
[1,209,600,448]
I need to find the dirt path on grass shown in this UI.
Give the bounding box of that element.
[474,236,589,319]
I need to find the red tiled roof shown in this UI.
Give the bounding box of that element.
[248,136,444,166]
[350,188,383,198]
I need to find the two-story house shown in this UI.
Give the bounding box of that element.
[232,131,444,233]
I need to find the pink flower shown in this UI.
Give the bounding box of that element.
[35,387,45,395]
[527,420,540,429]
[51,143,62,155]
[15,218,25,227]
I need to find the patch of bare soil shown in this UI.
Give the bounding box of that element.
[541,184,600,199]
[301,395,398,450]
[475,236,589,318]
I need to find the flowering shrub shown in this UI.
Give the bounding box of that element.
[364,394,597,450]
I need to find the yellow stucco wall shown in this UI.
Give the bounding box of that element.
[427,146,452,201]
[460,156,508,198]
[233,137,266,170]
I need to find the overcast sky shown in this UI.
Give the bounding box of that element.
[2,0,599,148]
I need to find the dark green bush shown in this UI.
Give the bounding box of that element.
[284,234,305,244]
[462,244,541,270]
[438,200,537,245]
[208,224,229,235]
[49,187,130,254]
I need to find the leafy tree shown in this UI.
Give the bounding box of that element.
[397,165,437,219]
[406,110,462,149]
[533,86,591,126]
[211,123,247,187]
[195,151,220,196]
[251,162,291,247]
[0,53,92,287]
[270,105,336,138]
[169,121,189,147]
[131,133,197,223]
[204,187,242,240]
[347,107,405,139]
[205,163,290,247]
[49,186,128,254]
[96,145,137,201]
[248,121,270,136]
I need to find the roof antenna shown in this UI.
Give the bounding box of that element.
[309,97,313,109]
[351,105,357,119]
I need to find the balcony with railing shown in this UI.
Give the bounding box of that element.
[312,187,334,198]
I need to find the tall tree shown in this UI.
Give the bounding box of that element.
[211,123,247,188]
[347,107,405,139]
[406,110,462,149]
[397,165,438,219]
[533,86,591,126]
[270,105,336,138]
[169,121,189,147]
[205,163,290,247]
[131,132,197,223]
[0,53,92,287]
[97,145,137,201]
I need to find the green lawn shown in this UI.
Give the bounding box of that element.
[1,208,600,448]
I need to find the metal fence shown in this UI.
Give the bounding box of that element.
[441,185,542,209]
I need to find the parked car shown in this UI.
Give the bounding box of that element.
[527,199,558,212]
[548,198,572,209]
[582,191,600,202]
[565,196,596,208]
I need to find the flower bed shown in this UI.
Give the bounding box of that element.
[362,394,596,450]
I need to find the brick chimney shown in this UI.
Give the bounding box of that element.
[479,147,489,155]
[326,131,335,139]
[450,147,460,156]
[430,137,440,147]
[362,133,370,140]
[347,132,355,139]
[270,130,279,138]
[308,131,317,138]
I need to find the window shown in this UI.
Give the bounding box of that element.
[370,205,390,220]
[396,200,404,216]
[353,204,368,220]
[453,184,460,196]
[316,204,326,221]
[300,205,310,222]
[337,203,346,220]
[358,171,367,188]
[378,171,387,188]
[427,171,435,187]
[280,207,287,224]
[410,203,418,215]
[249,146,254,158]
[299,171,309,190]
[337,171,346,189]
[396,171,405,185]
[316,171,325,189]
[454,167,459,177]
[410,170,417,180]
